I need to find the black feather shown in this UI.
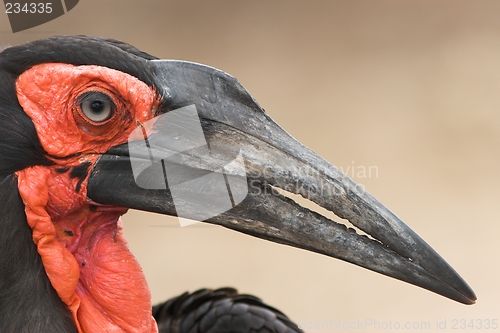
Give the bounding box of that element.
[0,174,77,333]
[0,69,52,177]
[70,162,92,193]
[153,288,304,333]
[0,35,158,89]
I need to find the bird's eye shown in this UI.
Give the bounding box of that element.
[79,92,115,123]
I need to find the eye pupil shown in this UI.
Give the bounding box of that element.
[79,92,114,123]
[91,100,104,113]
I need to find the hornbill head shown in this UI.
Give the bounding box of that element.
[0,36,475,332]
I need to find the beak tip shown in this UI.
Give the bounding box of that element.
[464,290,477,305]
[446,281,476,305]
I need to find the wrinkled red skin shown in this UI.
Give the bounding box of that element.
[15,64,161,333]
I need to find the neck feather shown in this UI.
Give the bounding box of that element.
[0,174,77,333]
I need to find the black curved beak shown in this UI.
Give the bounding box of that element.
[87,60,476,305]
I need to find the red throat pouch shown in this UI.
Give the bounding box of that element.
[16,165,158,333]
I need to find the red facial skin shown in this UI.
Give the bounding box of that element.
[15,63,161,333]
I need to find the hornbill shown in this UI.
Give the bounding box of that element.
[0,36,475,333]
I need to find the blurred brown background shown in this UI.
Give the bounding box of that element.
[2,1,499,332]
